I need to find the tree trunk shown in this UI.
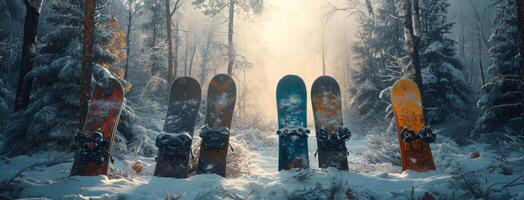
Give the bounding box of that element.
[188,41,196,77]
[478,34,485,85]
[411,0,420,37]
[165,0,174,84]
[125,5,132,80]
[14,0,43,112]
[226,0,235,75]
[79,0,96,128]
[402,0,423,89]
[184,34,189,76]
[151,1,158,76]
[174,19,180,79]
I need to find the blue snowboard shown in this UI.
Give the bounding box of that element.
[276,75,310,171]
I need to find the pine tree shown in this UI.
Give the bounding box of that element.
[349,0,404,126]
[417,0,470,124]
[475,0,524,136]
[350,0,470,126]
[3,0,129,156]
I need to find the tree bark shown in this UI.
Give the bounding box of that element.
[165,0,174,84]
[151,1,158,76]
[402,0,423,89]
[14,0,43,112]
[174,19,180,79]
[79,0,96,128]
[226,0,235,75]
[188,41,196,77]
[478,34,485,85]
[411,0,420,37]
[184,33,189,76]
[124,2,133,80]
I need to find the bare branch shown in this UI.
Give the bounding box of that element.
[170,0,183,17]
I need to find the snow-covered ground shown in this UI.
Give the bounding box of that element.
[1,127,524,199]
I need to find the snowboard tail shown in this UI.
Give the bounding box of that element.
[70,78,124,176]
[154,77,202,178]
[391,79,436,172]
[276,75,309,170]
[197,74,236,177]
[311,76,350,170]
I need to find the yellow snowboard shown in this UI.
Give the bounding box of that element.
[391,79,436,172]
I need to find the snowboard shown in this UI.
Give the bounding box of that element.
[276,75,310,171]
[390,79,436,172]
[197,74,236,177]
[70,77,124,176]
[154,77,202,178]
[311,76,351,170]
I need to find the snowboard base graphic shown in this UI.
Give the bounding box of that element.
[276,75,310,171]
[70,78,124,176]
[154,77,201,178]
[311,76,350,170]
[391,79,436,172]
[197,74,236,177]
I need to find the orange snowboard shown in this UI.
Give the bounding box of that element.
[390,79,435,172]
[70,78,124,176]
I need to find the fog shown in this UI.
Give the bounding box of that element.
[231,0,358,124]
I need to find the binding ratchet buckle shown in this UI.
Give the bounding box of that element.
[74,130,113,165]
[400,126,436,143]
[200,126,230,149]
[316,127,351,151]
[156,133,193,158]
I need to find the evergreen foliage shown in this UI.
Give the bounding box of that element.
[417,0,470,124]
[349,0,470,127]
[2,0,133,156]
[475,0,524,136]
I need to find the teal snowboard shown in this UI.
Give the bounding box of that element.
[276,75,310,170]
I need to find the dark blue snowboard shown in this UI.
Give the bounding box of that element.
[154,77,202,178]
[276,75,310,171]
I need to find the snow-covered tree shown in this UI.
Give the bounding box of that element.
[349,0,470,127]
[141,0,168,77]
[417,0,471,125]
[349,0,404,126]
[2,0,131,156]
[475,0,524,137]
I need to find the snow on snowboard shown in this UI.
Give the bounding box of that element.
[154,77,202,178]
[311,76,351,170]
[276,75,310,170]
[69,75,435,177]
[70,77,124,176]
[391,79,436,172]
[197,74,237,177]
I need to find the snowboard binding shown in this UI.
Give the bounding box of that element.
[200,126,230,149]
[400,127,436,143]
[155,133,193,158]
[276,127,310,138]
[419,127,436,143]
[74,130,113,165]
[316,127,351,151]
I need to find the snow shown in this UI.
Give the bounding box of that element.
[2,127,524,199]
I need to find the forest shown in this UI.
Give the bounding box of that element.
[0,0,523,199]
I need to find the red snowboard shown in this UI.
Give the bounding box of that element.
[70,78,124,176]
